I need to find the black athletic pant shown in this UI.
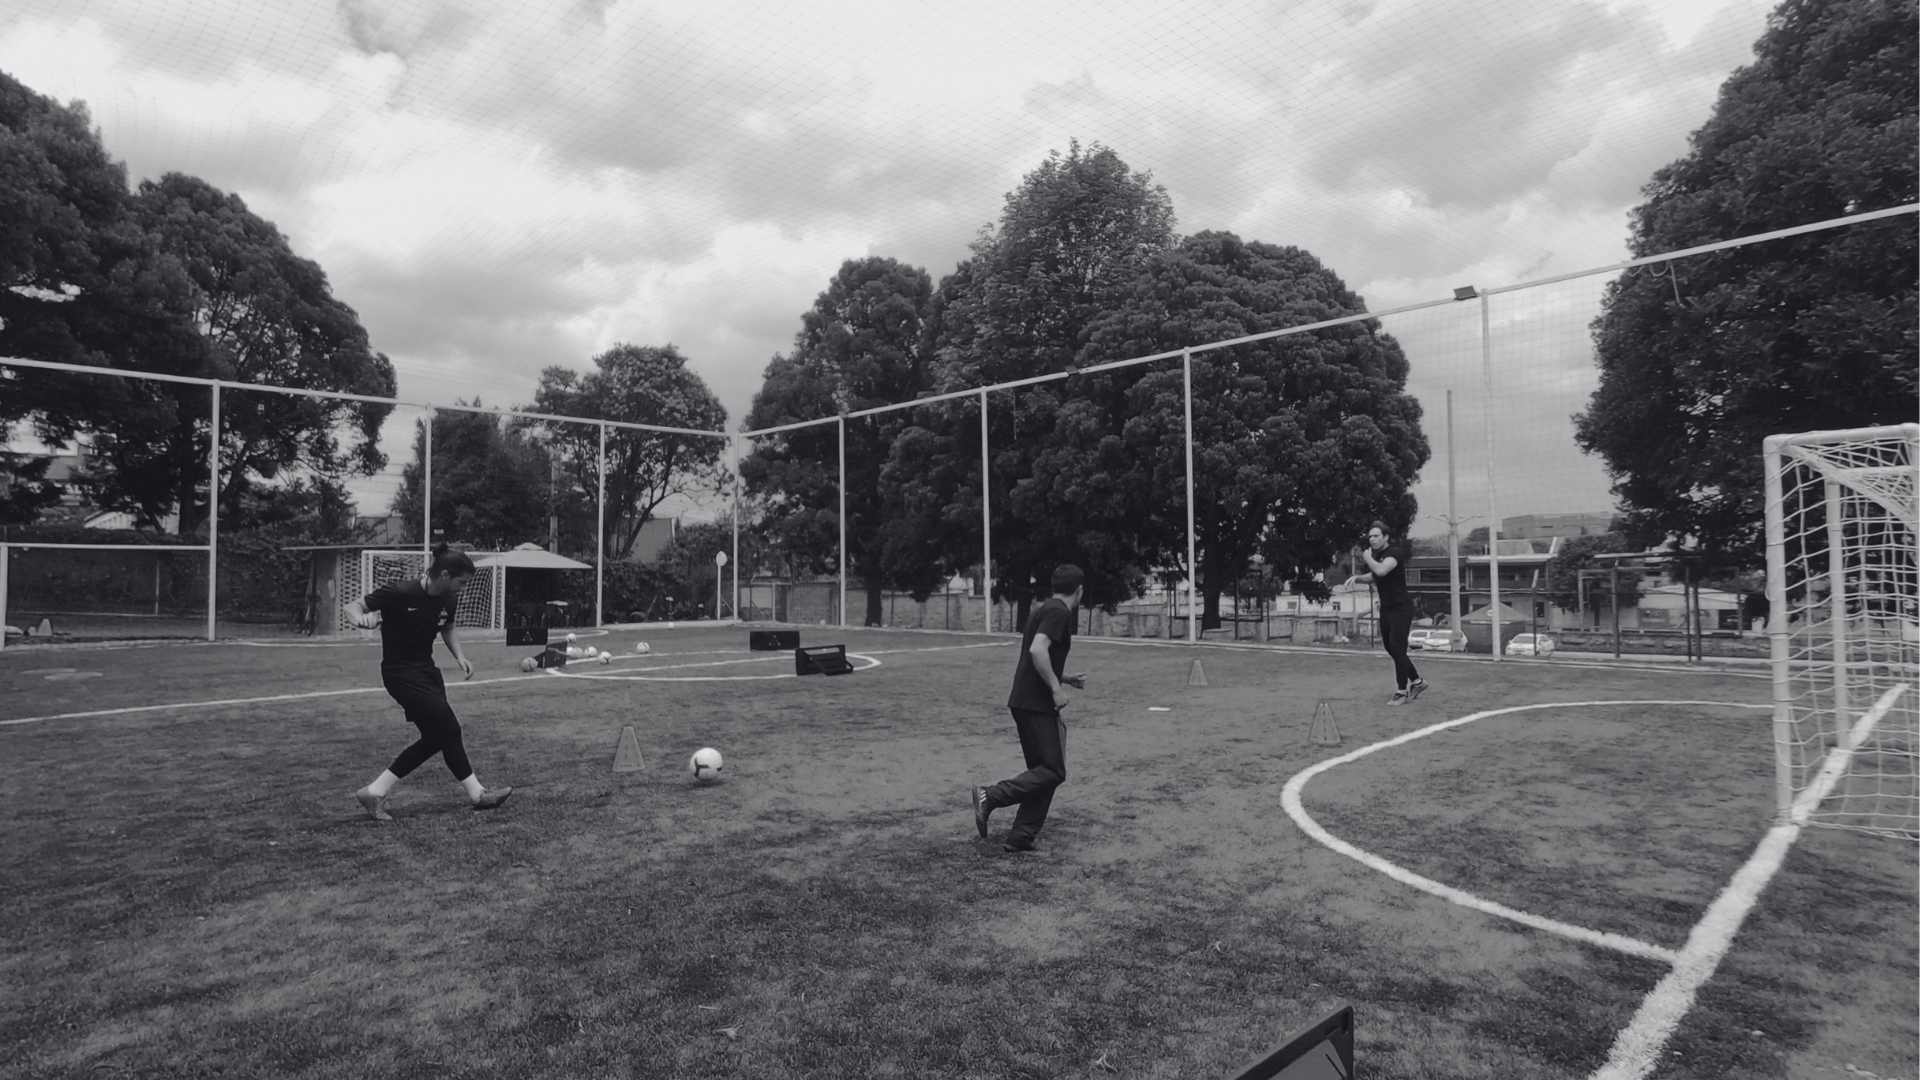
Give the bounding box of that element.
[985,707,1067,846]
[381,664,473,781]
[1380,607,1421,691]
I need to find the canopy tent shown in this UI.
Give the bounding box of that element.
[474,544,593,572]
[480,545,595,642]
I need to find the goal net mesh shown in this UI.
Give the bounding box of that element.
[1765,424,1919,841]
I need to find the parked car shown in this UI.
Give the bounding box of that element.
[1425,629,1468,653]
[1407,628,1435,650]
[1506,632,1556,657]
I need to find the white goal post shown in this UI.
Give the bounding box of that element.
[1764,423,1919,841]
[338,549,504,635]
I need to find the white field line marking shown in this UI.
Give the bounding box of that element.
[555,653,884,682]
[0,641,1007,727]
[1590,683,1914,1080]
[550,640,1005,682]
[1081,635,1770,681]
[1281,699,1771,964]
[1789,683,1909,825]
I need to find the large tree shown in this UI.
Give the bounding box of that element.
[0,95,396,536]
[530,344,728,560]
[1541,532,1646,618]
[1574,0,1917,568]
[906,141,1178,618]
[1081,231,1429,628]
[389,403,555,550]
[740,256,935,625]
[0,71,203,525]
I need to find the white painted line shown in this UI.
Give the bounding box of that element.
[1080,635,1769,681]
[555,653,883,682]
[0,641,1008,727]
[1789,684,1908,825]
[1589,821,1799,1080]
[1280,700,1771,964]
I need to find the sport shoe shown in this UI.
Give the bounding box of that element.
[355,788,392,822]
[972,786,994,838]
[1406,678,1429,702]
[472,786,514,811]
[1002,839,1038,854]
[1387,690,1408,707]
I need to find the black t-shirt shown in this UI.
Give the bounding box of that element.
[1372,544,1411,611]
[365,579,457,667]
[1008,596,1073,711]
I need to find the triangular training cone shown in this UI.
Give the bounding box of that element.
[1309,700,1342,747]
[1186,658,1209,687]
[34,617,52,638]
[612,725,646,773]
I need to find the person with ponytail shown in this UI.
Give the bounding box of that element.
[348,543,512,820]
[1347,520,1429,706]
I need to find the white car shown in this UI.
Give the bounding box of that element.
[1406,628,1435,650]
[1425,629,1468,653]
[1506,632,1556,657]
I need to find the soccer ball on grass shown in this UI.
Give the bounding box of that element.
[689,747,724,784]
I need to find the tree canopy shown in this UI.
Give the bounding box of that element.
[740,256,935,624]
[1575,0,1918,568]
[529,344,728,560]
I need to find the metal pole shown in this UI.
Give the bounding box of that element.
[207,384,220,642]
[597,422,607,627]
[1447,389,1462,636]
[1480,295,1502,658]
[1611,563,1621,659]
[1762,436,1795,823]
[1824,479,1850,741]
[838,415,847,630]
[423,407,434,555]
[731,434,740,620]
[0,543,9,653]
[1183,348,1197,643]
[980,390,992,633]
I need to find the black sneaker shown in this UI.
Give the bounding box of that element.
[1002,839,1038,854]
[1406,678,1429,702]
[971,786,993,839]
[1387,690,1408,707]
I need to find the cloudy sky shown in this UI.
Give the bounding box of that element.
[3,0,1781,534]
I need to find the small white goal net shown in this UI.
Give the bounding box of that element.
[335,550,503,635]
[1764,423,1919,841]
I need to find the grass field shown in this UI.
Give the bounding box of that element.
[2,626,1914,1080]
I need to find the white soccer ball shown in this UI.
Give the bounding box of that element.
[566,633,578,644]
[689,747,724,783]
[585,645,598,657]
[520,657,536,673]
[634,641,651,655]
[598,652,612,665]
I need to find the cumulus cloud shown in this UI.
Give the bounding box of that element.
[0,0,1786,526]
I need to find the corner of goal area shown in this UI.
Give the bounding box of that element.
[1222,1005,1354,1080]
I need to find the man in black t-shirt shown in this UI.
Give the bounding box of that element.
[1347,519,1427,706]
[971,564,1088,853]
[347,545,512,821]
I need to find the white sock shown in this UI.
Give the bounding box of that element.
[461,774,484,801]
[367,770,399,797]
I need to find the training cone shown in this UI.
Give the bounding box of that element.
[612,725,646,773]
[34,617,52,638]
[1186,658,1209,687]
[1309,700,1342,747]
